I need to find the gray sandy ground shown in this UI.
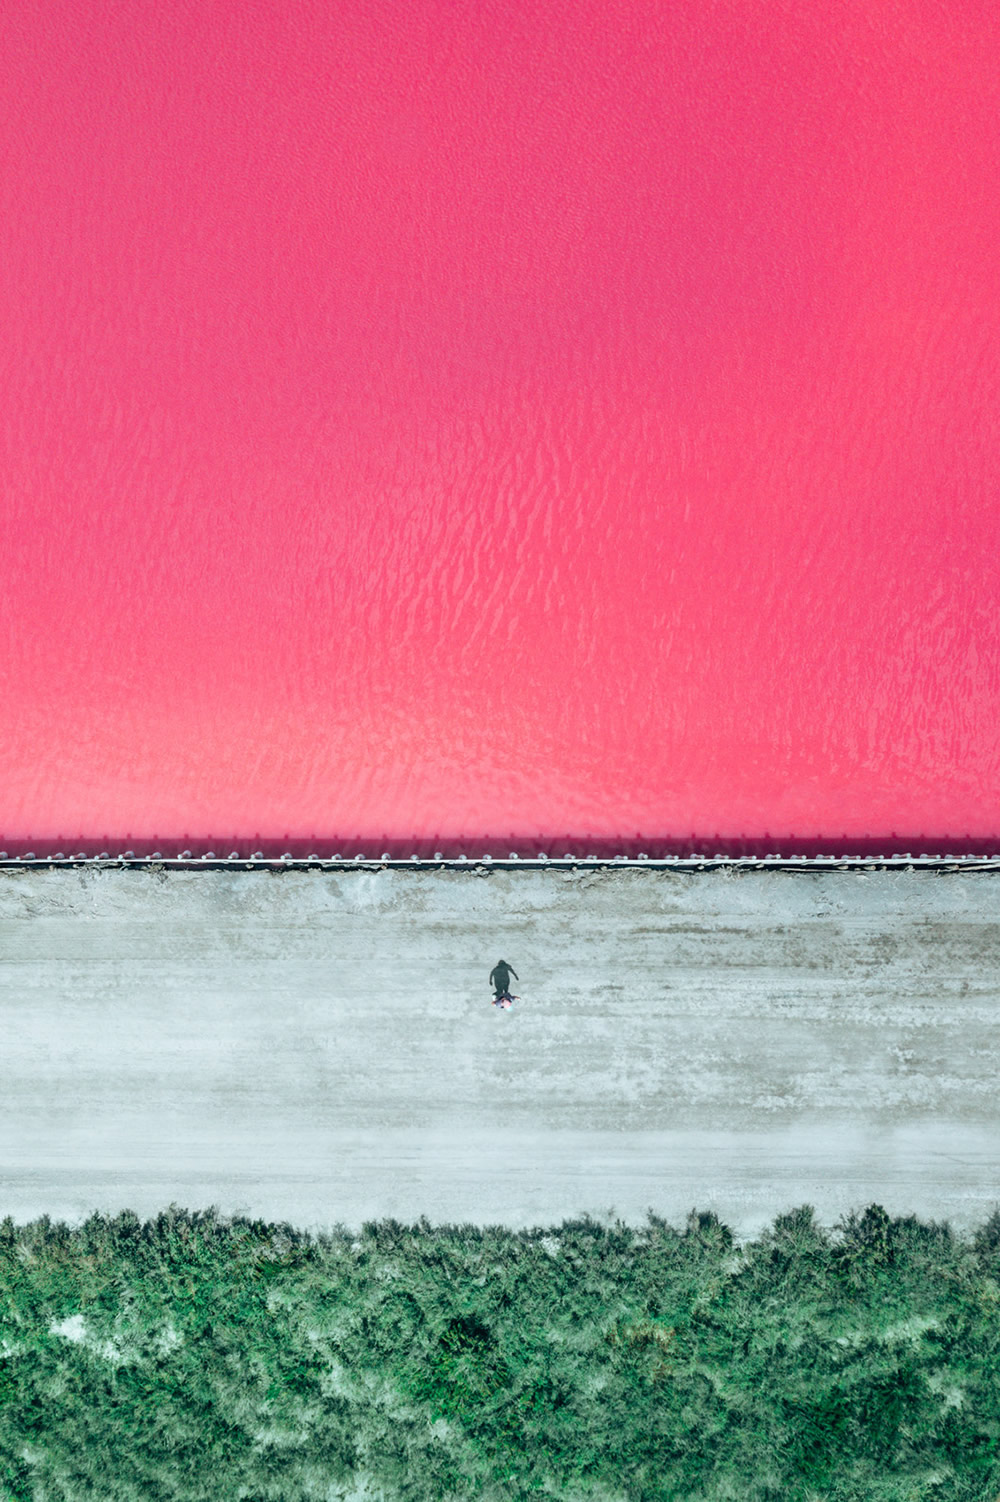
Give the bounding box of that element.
[1,867,998,1234]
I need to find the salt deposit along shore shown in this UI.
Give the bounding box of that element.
[0,866,998,1234]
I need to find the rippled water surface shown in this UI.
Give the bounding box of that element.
[2,0,998,851]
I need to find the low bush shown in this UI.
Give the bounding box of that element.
[0,1204,999,1499]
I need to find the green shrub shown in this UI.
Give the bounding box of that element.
[0,1204,998,1499]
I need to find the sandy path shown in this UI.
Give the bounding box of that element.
[1,867,998,1233]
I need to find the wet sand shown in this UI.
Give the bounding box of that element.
[1,867,998,1233]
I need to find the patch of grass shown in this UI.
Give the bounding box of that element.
[1,1204,999,1498]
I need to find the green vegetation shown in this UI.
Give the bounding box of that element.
[1,1204,1000,1499]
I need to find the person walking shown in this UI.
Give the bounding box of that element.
[489,958,519,1006]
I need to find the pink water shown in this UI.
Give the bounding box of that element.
[2,0,999,855]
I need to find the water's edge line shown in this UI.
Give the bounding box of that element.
[1,854,999,873]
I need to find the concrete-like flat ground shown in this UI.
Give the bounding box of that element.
[1,867,999,1234]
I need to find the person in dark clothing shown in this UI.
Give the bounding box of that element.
[489,959,519,1002]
